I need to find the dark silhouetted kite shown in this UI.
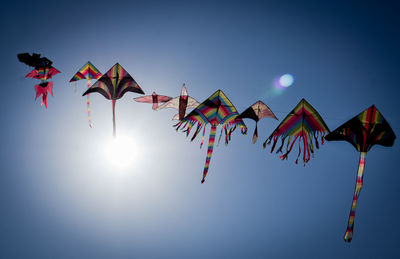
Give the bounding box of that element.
[83,63,145,137]
[237,100,278,144]
[325,105,396,242]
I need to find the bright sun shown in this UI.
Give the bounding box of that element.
[103,136,138,169]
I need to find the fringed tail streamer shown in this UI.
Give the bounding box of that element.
[265,131,326,164]
[217,127,223,146]
[200,126,206,148]
[201,125,217,184]
[344,152,367,242]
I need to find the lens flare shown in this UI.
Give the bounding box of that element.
[279,74,294,87]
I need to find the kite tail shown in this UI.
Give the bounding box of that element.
[191,124,203,141]
[344,152,366,242]
[200,126,206,148]
[217,127,223,146]
[279,135,298,160]
[252,123,258,144]
[201,125,217,184]
[264,135,278,152]
[112,99,116,138]
[87,79,92,128]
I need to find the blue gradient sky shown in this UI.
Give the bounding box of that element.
[1,0,400,258]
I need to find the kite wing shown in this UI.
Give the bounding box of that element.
[134,95,154,103]
[157,95,173,102]
[237,101,278,143]
[175,90,247,183]
[263,98,330,164]
[187,96,200,108]
[134,92,172,110]
[325,105,396,242]
[26,67,61,81]
[156,97,179,110]
[18,52,52,69]
[325,105,396,152]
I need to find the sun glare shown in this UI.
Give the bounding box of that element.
[103,136,137,169]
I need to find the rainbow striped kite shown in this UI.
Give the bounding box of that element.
[263,98,330,164]
[175,90,247,183]
[325,105,396,242]
[82,63,145,137]
[70,61,103,127]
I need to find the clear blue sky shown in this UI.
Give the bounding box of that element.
[1,0,399,258]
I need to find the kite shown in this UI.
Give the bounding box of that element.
[156,83,200,120]
[82,63,145,137]
[34,82,53,108]
[325,105,396,242]
[17,52,53,69]
[70,61,103,127]
[263,98,330,164]
[175,90,247,183]
[18,52,60,108]
[236,100,278,144]
[134,91,172,110]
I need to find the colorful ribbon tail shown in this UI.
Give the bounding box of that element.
[87,94,92,128]
[200,125,206,149]
[87,80,92,128]
[344,152,367,242]
[201,125,217,184]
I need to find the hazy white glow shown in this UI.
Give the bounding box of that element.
[103,136,137,169]
[279,74,294,87]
